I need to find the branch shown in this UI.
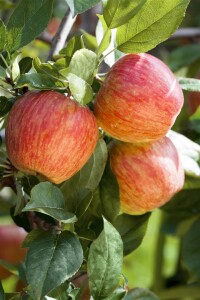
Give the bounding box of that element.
[170,27,200,40]
[47,9,77,61]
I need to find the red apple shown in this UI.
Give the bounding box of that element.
[0,224,27,279]
[5,90,99,184]
[110,137,184,215]
[94,53,184,143]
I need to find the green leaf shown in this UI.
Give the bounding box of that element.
[0,20,6,51]
[125,288,159,300]
[4,293,21,300]
[33,57,64,80]
[103,0,147,29]
[68,49,98,84]
[88,218,123,299]
[0,97,13,117]
[178,77,200,92]
[67,73,93,105]
[61,139,108,211]
[96,15,111,56]
[81,30,98,51]
[59,35,84,66]
[116,0,190,53]
[23,182,76,223]
[90,159,120,222]
[25,229,83,300]
[19,57,33,74]
[7,0,53,51]
[15,73,66,90]
[0,281,4,300]
[104,287,127,300]
[66,0,101,17]
[182,218,200,279]
[113,213,151,256]
[168,44,200,72]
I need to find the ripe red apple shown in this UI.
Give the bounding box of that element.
[110,137,184,215]
[0,224,27,279]
[94,53,184,143]
[6,90,99,184]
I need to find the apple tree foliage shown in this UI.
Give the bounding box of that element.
[0,0,200,299]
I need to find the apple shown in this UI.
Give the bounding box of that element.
[5,90,99,184]
[110,136,185,215]
[0,224,27,279]
[94,53,184,144]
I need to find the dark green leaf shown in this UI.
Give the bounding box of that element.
[0,97,13,117]
[7,0,53,51]
[0,20,6,51]
[67,73,93,105]
[68,49,98,84]
[103,0,146,29]
[59,35,84,66]
[178,77,200,92]
[168,44,200,72]
[88,218,123,299]
[0,281,4,300]
[182,218,200,279]
[4,293,21,300]
[19,57,33,74]
[104,287,127,300]
[25,229,83,299]
[22,182,76,223]
[61,139,108,208]
[15,73,66,90]
[161,188,200,218]
[0,66,7,80]
[66,0,101,17]
[113,213,151,256]
[116,0,190,53]
[33,57,64,80]
[125,288,159,300]
[90,159,120,222]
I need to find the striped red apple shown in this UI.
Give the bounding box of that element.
[110,137,184,215]
[5,90,98,184]
[94,53,184,144]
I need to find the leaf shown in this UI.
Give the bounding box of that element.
[96,15,111,56]
[0,20,6,51]
[66,0,101,17]
[178,77,200,92]
[33,57,64,80]
[25,229,83,300]
[61,139,108,203]
[168,44,200,72]
[116,0,190,53]
[104,287,127,300]
[59,35,84,66]
[15,73,66,90]
[182,218,200,279]
[68,49,98,84]
[0,97,13,117]
[90,159,120,222]
[103,0,147,29]
[88,218,123,299]
[7,0,53,51]
[113,213,151,256]
[19,57,33,74]
[67,73,93,105]
[125,288,159,300]
[81,30,98,51]
[23,182,76,223]
[0,281,4,300]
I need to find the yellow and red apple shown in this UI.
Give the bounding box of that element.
[5,90,99,184]
[110,137,184,215]
[94,53,184,144]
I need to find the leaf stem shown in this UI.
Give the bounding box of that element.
[96,28,110,57]
[99,46,117,65]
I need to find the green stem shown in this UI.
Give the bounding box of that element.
[0,53,9,69]
[96,28,110,57]
[98,46,117,65]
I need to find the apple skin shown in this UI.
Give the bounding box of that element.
[0,224,27,279]
[5,90,99,184]
[110,137,185,215]
[94,53,184,143]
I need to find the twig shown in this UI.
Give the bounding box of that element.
[47,9,77,61]
[170,27,200,40]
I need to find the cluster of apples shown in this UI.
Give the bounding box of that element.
[5,53,185,216]
[94,53,185,215]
